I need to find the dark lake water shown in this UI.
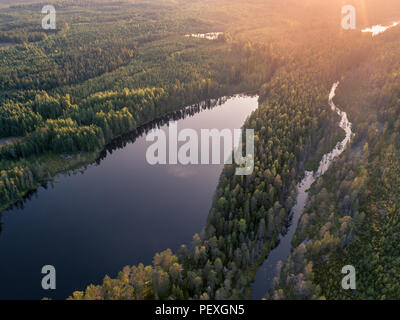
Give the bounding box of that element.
[0,95,258,300]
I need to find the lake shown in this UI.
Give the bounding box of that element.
[0,95,258,300]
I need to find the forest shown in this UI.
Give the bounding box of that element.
[270,24,400,300]
[2,0,400,300]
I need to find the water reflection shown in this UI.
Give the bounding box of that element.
[184,32,223,40]
[97,97,229,163]
[1,182,54,214]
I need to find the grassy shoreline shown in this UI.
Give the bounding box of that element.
[0,151,99,212]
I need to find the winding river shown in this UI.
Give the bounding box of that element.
[250,82,353,299]
[0,95,258,299]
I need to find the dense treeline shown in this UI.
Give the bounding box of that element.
[269,26,400,300]
[0,34,135,90]
[0,166,36,208]
[0,102,43,136]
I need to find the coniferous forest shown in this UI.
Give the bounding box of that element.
[2,0,400,301]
